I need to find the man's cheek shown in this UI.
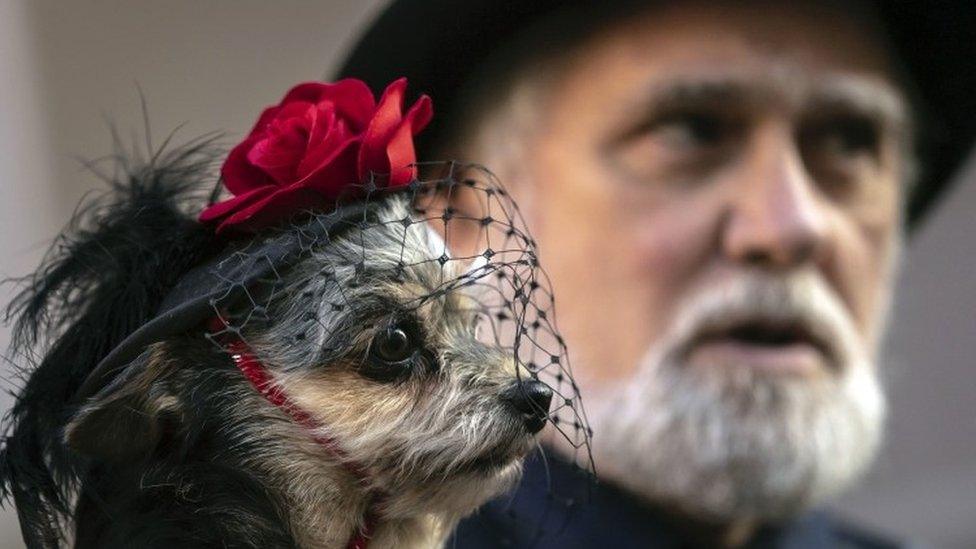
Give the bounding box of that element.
[827,212,900,349]
[632,193,722,276]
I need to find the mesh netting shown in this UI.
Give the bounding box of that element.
[201,161,593,543]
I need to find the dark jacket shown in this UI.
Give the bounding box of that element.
[451,452,904,549]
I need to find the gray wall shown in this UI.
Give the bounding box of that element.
[0,1,972,547]
[835,154,976,549]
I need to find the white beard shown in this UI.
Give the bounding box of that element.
[586,270,887,521]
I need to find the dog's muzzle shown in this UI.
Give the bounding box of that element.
[501,380,553,434]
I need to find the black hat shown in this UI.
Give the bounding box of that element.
[337,0,976,230]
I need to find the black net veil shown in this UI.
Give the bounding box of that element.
[200,161,594,544]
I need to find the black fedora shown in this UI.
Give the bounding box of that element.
[337,0,975,230]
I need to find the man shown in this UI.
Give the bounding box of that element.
[339,1,975,547]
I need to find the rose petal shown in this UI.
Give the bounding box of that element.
[224,101,317,193]
[273,100,316,121]
[280,82,331,105]
[315,79,377,131]
[199,185,277,223]
[215,184,331,234]
[294,135,361,198]
[248,113,312,185]
[406,94,433,136]
[247,105,282,138]
[297,104,339,179]
[385,122,417,187]
[281,80,376,130]
[357,78,408,182]
[304,102,336,153]
[221,134,277,194]
[384,95,433,186]
[298,118,356,183]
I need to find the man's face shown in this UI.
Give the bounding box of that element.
[461,1,909,520]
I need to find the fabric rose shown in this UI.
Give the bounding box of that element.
[199,77,432,234]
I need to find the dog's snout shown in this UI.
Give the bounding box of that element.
[501,380,553,434]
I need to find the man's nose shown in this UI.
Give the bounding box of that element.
[722,127,830,269]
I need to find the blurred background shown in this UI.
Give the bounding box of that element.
[0,1,973,547]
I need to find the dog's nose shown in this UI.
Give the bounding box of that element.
[501,380,553,434]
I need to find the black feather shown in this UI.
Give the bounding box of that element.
[0,134,223,548]
[71,351,294,548]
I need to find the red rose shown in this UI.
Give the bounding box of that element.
[200,77,432,234]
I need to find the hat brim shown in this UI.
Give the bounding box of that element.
[74,202,368,403]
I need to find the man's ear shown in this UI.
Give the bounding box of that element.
[64,345,181,462]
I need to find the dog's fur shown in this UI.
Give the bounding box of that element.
[1,146,543,548]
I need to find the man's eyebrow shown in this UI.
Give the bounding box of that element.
[807,77,911,134]
[639,75,911,133]
[642,78,762,111]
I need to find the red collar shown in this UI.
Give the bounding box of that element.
[210,318,378,549]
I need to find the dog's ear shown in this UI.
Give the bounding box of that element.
[64,345,181,461]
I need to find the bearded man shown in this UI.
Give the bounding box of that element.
[338,0,975,547]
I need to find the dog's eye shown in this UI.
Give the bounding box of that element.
[364,320,422,381]
[374,327,413,362]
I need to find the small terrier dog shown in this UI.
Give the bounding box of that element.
[1,149,557,548]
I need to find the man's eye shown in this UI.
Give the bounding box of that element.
[800,115,882,189]
[610,110,734,182]
[652,111,728,149]
[802,116,880,160]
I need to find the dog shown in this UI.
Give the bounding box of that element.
[0,145,557,548]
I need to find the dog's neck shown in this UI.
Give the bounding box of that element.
[240,410,456,548]
[224,334,457,549]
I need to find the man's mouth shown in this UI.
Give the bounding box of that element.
[683,316,837,375]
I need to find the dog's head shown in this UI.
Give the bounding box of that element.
[65,182,568,517]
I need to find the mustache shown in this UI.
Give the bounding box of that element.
[663,270,862,372]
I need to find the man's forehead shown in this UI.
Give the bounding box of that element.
[568,1,908,119]
[613,0,893,67]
